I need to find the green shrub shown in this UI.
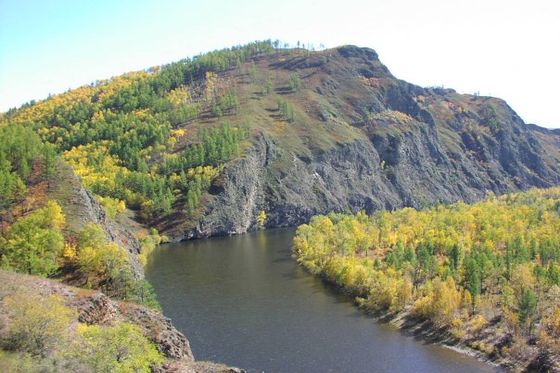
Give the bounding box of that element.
[2,292,74,356]
[72,322,164,372]
[0,201,65,276]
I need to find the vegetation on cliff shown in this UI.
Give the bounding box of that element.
[1,41,271,224]
[0,292,163,372]
[3,41,560,240]
[2,39,560,370]
[0,270,182,373]
[0,41,273,369]
[294,187,560,369]
[0,126,158,306]
[0,125,56,210]
[0,124,164,370]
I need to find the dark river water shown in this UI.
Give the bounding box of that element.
[145,229,495,373]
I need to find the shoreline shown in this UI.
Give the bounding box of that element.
[305,266,513,372]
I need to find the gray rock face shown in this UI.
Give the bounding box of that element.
[172,118,560,242]
[48,162,143,276]
[165,46,560,241]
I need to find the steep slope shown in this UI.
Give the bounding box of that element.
[166,45,560,240]
[3,42,559,241]
[0,271,242,372]
[46,161,144,276]
[0,105,241,372]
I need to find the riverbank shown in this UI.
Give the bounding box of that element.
[302,264,531,372]
[147,229,494,372]
[292,193,560,372]
[359,301,505,369]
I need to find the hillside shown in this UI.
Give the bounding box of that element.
[1,40,560,372]
[0,125,241,371]
[2,41,559,241]
[0,270,241,372]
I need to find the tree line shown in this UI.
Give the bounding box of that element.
[1,41,268,222]
[294,188,560,366]
[0,125,56,210]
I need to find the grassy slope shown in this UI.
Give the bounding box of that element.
[151,50,366,234]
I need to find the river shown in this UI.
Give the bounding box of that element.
[145,229,496,373]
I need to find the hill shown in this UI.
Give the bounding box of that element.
[2,41,559,241]
[1,40,560,372]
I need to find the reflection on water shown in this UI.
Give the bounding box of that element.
[146,229,496,373]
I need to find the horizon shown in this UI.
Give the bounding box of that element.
[1,0,558,128]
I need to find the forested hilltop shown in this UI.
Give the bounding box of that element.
[2,41,270,227]
[294,187,560,370]
[2,40,559,240]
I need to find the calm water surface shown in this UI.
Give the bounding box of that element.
[146,229,496,373]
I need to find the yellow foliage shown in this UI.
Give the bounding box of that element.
[44,200,66,229]
[62,242,77,262]
[76,225,128,285]
[9,71,149,126]
[138,229,164,267]
[362,267,412,312]
[186,165,220,179]
[411,277,463,327]
[205,71,218,102]
[510,263,536,296]
[257,210,267,229]
[171,128,186,138]
[4,292,74,355]
[64,142,129,195]
[462,289,473,310]
[74,322,164,372]
[97,196,126,219]
[167,86,190,106]
[470,314,488,332]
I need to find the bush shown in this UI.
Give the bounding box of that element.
[138,228,164,266]
[288,74,302,92]
[0,350,44,373]
[77,242,127,287]
[413,277,462,327]
[74,223,160,308]
[0,201,65,276]
[1,292,163,372]
[72,322,164,372]
[2,292,74,356]
[97,196,126,218]
[76,224,127,286]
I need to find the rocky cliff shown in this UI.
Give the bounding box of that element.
[47,161,144,276]
[165,46,560,241]
[0,271,242,373]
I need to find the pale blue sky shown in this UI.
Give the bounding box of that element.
[1,0,558,127]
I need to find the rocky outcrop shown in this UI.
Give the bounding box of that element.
[166,46,560,241]
[174,128,558,242]
[69,293,194,362]
[0,270,242,373]
[172,136,269,240]
[47,162,143,276]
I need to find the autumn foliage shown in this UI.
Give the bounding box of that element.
[294,188,560,365]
